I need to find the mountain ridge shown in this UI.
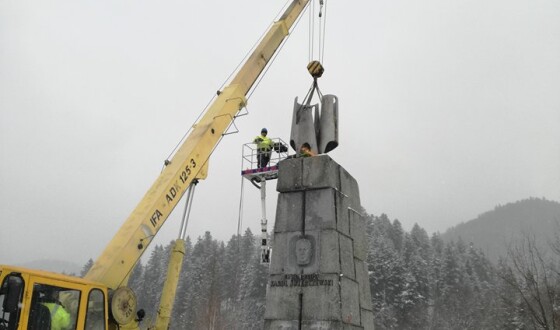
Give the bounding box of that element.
[441,197,560,262]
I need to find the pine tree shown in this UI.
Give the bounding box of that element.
[80,258,94,278]
[128,260,144,302]
[220,234,244,329]
[399,232,430,329]
[179,232,224,329]
[368,215,404,329]
[237,246,268,329]
[137,244,168,322]
[173,237,199,330]
[390,219,405,253]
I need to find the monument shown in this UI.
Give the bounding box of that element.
[263,155,374,330]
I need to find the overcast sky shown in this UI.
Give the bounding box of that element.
[1,0,559,268]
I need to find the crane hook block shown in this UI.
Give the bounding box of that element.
[307,61,324,78]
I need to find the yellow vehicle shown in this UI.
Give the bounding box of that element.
[0,1,311,329]
[0,266,107,330]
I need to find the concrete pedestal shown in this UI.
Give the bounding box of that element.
[264,155,374,330]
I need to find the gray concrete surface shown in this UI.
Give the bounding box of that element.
[264,155,374,330]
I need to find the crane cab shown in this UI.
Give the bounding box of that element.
[0,265,109,330]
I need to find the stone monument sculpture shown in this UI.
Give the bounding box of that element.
[263,155,375,330]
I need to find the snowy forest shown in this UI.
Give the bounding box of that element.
[80,212,560,330]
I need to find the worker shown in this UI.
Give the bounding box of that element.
[253,128,273,168]
[41,290,71,330]
[299,142,316,158]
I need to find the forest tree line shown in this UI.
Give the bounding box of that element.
[80,213,560,329]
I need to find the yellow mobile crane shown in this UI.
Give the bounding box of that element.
[0,1,311,329]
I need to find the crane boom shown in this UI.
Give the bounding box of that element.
[85,0,310,290]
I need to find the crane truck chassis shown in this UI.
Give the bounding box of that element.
[0,0,312,329]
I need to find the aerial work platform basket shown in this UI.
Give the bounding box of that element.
[241,138,290,182]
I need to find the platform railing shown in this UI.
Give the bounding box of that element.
[241,138,291,179]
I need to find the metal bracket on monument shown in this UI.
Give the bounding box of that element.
[290,61,339,155]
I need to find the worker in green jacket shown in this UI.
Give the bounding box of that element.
[253,128,273,168]
[299,142,316,158]
[42,291,71,330]
[42,302,71,330]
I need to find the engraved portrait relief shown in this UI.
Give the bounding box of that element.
[288,233,318,272]
[296,238,312,265]
[286,233,319,274]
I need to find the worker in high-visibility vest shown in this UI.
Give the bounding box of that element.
[42,291,71,330]
[299,142,316,158]
[253,128,273,168]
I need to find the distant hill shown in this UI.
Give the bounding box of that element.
[19,259,82,275]
[441,198,560,262]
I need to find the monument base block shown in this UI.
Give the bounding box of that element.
[264,155,374,330]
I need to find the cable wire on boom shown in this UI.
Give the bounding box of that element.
[308,0,314,62]
[237,176,245,237]
[320,0,328,64]
[307,0,328,65]
[163,0,299,169]
[247,2,310,100]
